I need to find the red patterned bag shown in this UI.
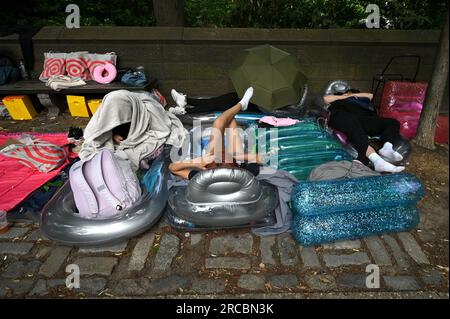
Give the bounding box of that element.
[41,51,118,82]
[65,51,90,80]
[66,52,117,81]
[39,52,67,82]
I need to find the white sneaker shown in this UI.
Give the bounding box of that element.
[171,89,187,108]
[169,106,187,115]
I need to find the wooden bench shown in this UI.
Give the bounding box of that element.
[0,80,154,117]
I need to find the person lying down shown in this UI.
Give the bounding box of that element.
[323,84,405,174]
[79,90,185,172]
[168,87,266,180]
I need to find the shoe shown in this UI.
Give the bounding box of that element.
[171,89,187,108]
[169,106,187,115]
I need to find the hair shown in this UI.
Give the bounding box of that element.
[112,122,131,139]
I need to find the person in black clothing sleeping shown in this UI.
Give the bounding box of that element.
[323,87,405,173]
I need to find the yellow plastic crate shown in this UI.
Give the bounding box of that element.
[2,95,37,120]
[66,95,90,117]
[87,99,102,115]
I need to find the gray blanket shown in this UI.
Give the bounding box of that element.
[308,160,380,181]
[79,90,186,170]
[252,168,299,236]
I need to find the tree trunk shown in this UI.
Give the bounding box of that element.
[413,13,449,150]
[152,0,185,27]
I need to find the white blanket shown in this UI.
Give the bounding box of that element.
[79,90,185,170]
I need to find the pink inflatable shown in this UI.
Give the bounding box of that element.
[92,63,117,84]
[379,81,428,139]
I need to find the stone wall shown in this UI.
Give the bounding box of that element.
[1,26,448,112]
[0,34,24,65]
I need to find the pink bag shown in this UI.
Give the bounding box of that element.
[379,81,428,139]
[39,52,67,81]
[69,150,141,219]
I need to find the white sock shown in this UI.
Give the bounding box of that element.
[171,89,187,108]
[379,142,403,162]
[368,152,405,173]
[168,106,186,115]
[239,87,254,111]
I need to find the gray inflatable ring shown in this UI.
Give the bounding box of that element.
[40,154,168,246]
[168,168,279,229]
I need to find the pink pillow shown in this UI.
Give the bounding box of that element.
[92,63,117,84]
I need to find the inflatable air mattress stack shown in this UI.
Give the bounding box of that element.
[290,173,424,246]
[258,120,353,180]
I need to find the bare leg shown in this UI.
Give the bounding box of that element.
[366,146,376,157]
[226,119,245,159]
[206,102,243,158]
[205,87,254,161]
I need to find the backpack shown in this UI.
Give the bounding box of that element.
[0,55,20,85]
[69,149,141,219]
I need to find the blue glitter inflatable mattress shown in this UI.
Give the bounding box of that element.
[290,173,424,246]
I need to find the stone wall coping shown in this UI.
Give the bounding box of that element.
[0,33,20,41]
[31,26,441,45]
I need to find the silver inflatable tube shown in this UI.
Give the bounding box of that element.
[40,156,168,246]
[178,112,265,128]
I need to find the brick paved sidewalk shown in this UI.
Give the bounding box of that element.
[0,212,448,298]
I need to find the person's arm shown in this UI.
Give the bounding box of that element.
[169,160,199,172]
[351,92,373,101]
[169,160,198,180]
[323,94,352,104]
[169,155,215,179]
[170,168,191,180]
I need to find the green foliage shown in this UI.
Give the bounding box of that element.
[1,0,155,27]
[369,0,448,29]
[188,0,447,29]
[1,0,447,29]
[222,0,369,28]
[184,0,238,27]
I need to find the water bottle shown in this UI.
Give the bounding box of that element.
[134,65,148,86]
[136,66,145,76]
[0,210,8,233]
[19,61,29,80]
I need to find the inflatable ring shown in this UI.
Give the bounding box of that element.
[390,135,412,163]
[168,168,279,229]
[40,153,168,246]
[92,63,117,84]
